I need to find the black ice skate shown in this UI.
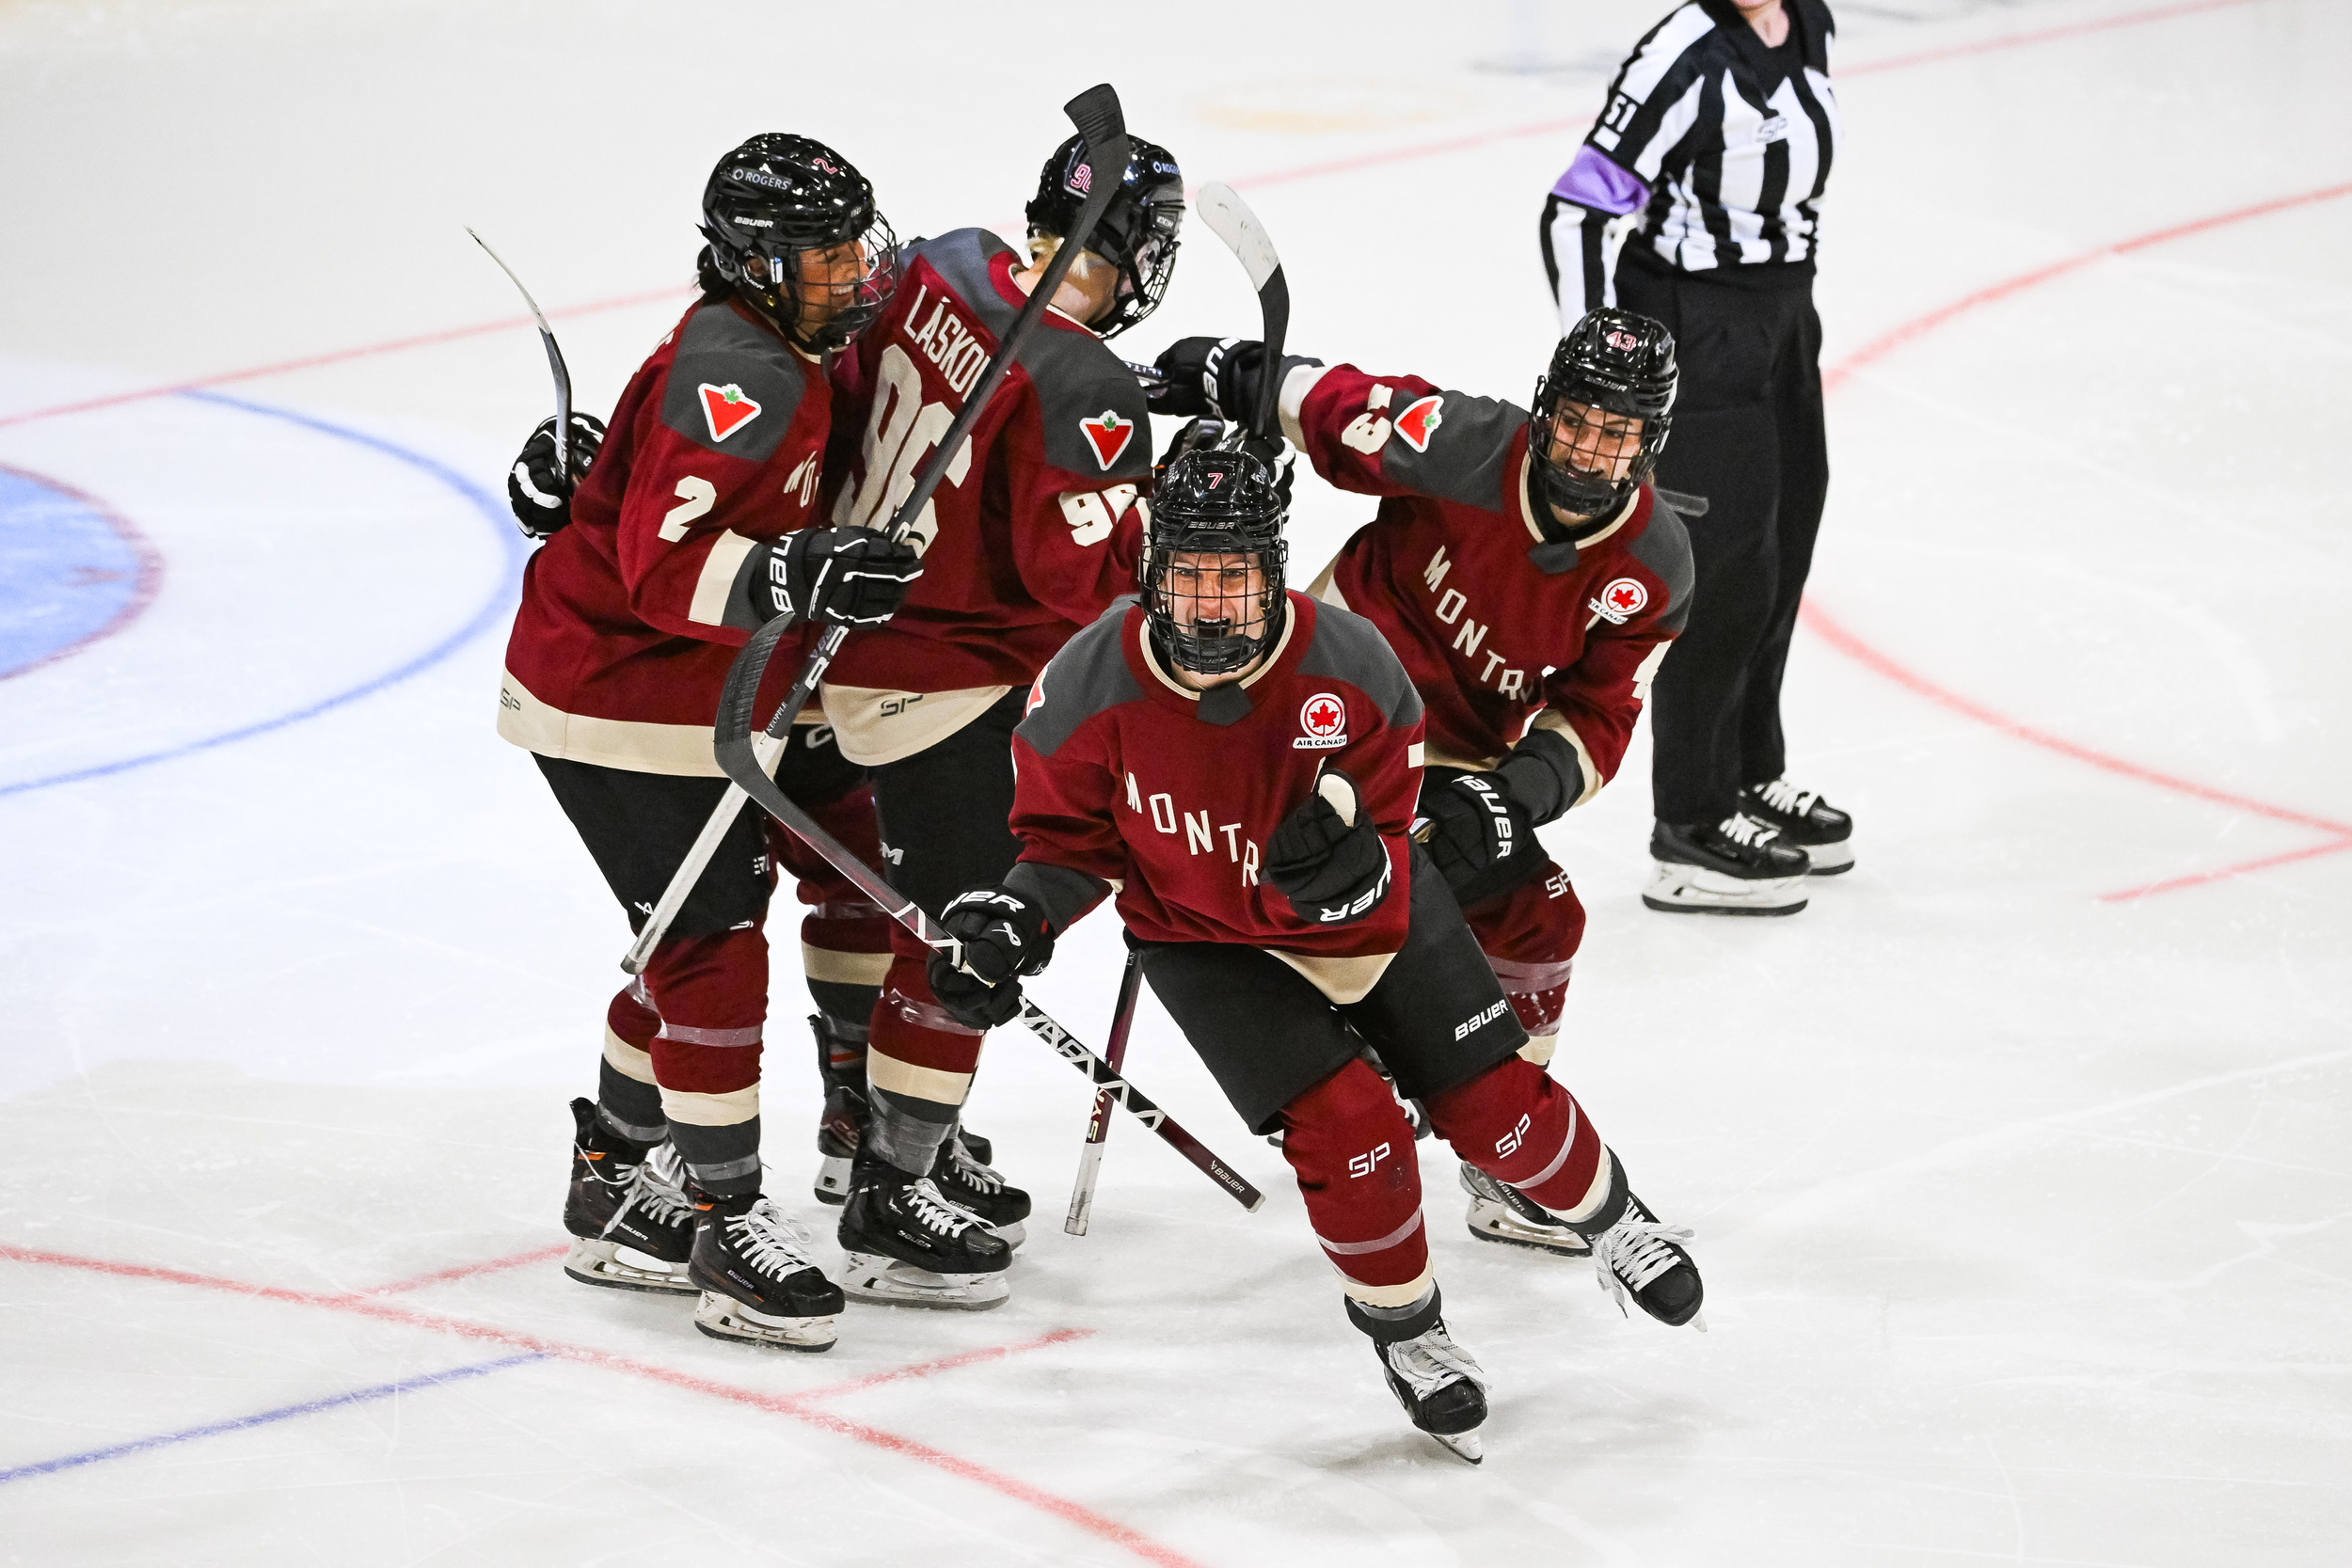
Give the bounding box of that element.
[1458,1162,1590,1257]
[930,1129,1031,1247]
[810,1015,867,1208]
[1740,777,1854,874]
[562,1098,696,1294]
[1588,1193,1706,1330]
[686,1187,845,1352]
[835,1152,1013,1310]
[1346,1296,1490,1465]
[1644,814,1810,915]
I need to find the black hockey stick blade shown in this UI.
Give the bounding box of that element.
[467,227,575,484]
[1193,182,1290,442]
[1063,83,1125,163]
[1654,485,1710,517]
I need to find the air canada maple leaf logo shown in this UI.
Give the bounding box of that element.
[1589,577,1649,625]
[1393,394,1445,453]
[698,383,762,443]
[1078,408,1135,471]
[1294,691,1348,751]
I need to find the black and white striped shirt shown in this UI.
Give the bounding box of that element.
[1543,0,1839,324]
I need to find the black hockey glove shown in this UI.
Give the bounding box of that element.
[1419,770,1541,909]
[750,527,923,626]
[1154,420,1297,511]
[1151,337,1267,422]
[927,883,1057,1031]
[1264,768,1393,927]
[506,412,605,540]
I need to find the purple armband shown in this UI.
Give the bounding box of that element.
[1549,145,1648,216]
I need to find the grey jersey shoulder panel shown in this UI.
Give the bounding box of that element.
[1382,388,1529,513]
[659,300,809,464]
[1629,501,1695,633]
[1296,599,1424,729]
[1016,597,1146,758]
[912,228,1152,483]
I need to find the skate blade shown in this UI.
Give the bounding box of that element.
[813,1154,851,1206]
[838,1252,1011,1311]
[1428,1428,1484,1465]
[564,1236,697,1295]
[1464,1205,1592,1257]
[691,1291,837,1352]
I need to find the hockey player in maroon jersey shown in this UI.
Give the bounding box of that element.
[805,134,1186,1309]
[927,444,1704,1462]
[495,135,922,1352]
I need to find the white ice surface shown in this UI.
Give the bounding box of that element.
[2,1,2347,1563]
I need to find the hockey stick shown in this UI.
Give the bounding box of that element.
[1062,946,1145,1236]
[1192,182,1290,442]
[466,228,575,488]
[622,83,1135,976]
[708,638,1265,1213]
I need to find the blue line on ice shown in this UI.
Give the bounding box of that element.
[0,1352,546,1484]
[0,388,527,799]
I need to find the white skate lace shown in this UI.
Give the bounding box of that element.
[1715,812,1782,849]
[945,1136,1005,1196]
[723,1198,818,1275]
[903,1178,987,1237]
[1381,1324,1490,1400]
[602,1144,695,1237]
[1591,1213,1696,1317]
[1754,778,1819,816]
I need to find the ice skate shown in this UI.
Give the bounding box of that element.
[929,1127,1031,1247]
[1459,1162,1590,1257]
[1644,814,1809,915]
[1588,1194,1706,1329]
[1740,777,1853,874]
[836,1152,1013,1310]
[809,1015,867,1208]
[562,1098,697,1294]
[1348,1298,1489,1465]
[686,1188,845,1352]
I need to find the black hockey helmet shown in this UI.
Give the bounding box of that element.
[1528,308,1677,529]
[698,134,898,353]
[1140,443,1290,677]
[1025,134,1184,338]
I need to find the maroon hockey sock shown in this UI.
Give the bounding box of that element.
[1278,1060,1430,1295]
[1425,1056,1603,1213]
[597,976,667,1141]
[642,927,771,1195]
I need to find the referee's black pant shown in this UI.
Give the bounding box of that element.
[1613,253,1828,827]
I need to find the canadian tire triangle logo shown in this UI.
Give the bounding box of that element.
[1393,394,1444,453]
[1078,408,1136,471]
[698,382,762,442]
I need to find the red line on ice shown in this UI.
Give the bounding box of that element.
[348,1243,568,1297]
[0,1243,1199,1568]
[1809,177,2352,897]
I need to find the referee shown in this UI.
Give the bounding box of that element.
[1541,0,1853,916]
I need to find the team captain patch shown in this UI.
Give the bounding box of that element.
[1294,691,1348,750]
[698,383,762,442]
[1589,577,1648,625]
[1078,409,1136,471]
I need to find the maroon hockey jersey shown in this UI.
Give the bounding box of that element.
[1287,362,1692,803]
[498,297,830,775]
[821,230,1152,728]
[1009,593,1426,1001]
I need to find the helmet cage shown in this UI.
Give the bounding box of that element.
[1140,448,1289,677]
[1025,135,1184,339]
[701,135,900,354]
[1528,309,1677,526]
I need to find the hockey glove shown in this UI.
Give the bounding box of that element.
[1151,337,1267,422]
[506,412,605,540]
[751,527,924,626]
[927,883,1057,1031]
[1419,770,1542,909]
[1264,768,1393,927]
